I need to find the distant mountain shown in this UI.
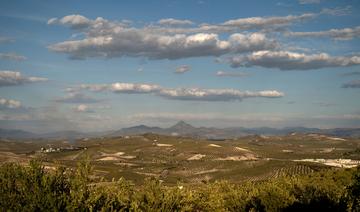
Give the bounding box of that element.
[169,120,194,130]
[236,127,321,136]
[110,125,163,137]
[0,128,38,139]
[1,122,360,139]
[166,121,197,135]
[322,128,360,138]
[110,122,360,139]
[0,129,100,140]
[40,130,92,140]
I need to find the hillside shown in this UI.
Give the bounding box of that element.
[1,133,359,185]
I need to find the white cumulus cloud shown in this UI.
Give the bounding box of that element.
[158,88,283,101]
[80,82,284,102]
[110,82,161,93]
[47,14,92,29]
[47,15,280,60]
[227,50,360,70]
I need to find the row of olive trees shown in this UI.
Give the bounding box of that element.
[1,159,359,211]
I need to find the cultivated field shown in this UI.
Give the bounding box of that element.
[1,133,359,185]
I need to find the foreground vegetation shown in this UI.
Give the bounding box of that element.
[1,159,360,211]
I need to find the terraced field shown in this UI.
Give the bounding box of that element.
[1,133,359,185]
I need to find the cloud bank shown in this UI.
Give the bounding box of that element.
[0,98,22,109]
[0,53,27,61]
[0,71,48,86]
[175,65,191,74]
[287,26,360,40]
[74,104,94,113]
[216,71,248,77]
[158,18,194,26]
[48,14,317,60]
[79,82,284,102]
[227,51,360,70]
[55,92,101,104]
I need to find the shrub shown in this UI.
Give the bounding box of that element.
[0,159,359,211]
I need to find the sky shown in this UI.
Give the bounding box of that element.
[0,0,360,133]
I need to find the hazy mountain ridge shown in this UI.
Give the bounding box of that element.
[0,128,38,139]
[1,121,360,139]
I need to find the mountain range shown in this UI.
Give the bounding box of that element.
[1,121,360,140]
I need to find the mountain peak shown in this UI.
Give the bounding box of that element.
[170,121,195,130]
[176,120,187,125]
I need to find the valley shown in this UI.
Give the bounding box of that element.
[1,131,359,185]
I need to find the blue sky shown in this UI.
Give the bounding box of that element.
[0,0,360,133]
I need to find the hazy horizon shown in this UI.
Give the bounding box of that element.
[2,119,360,135]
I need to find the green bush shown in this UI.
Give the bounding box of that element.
[0,159,359,211]
[348,166,360,211]
[0,160,71,211]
